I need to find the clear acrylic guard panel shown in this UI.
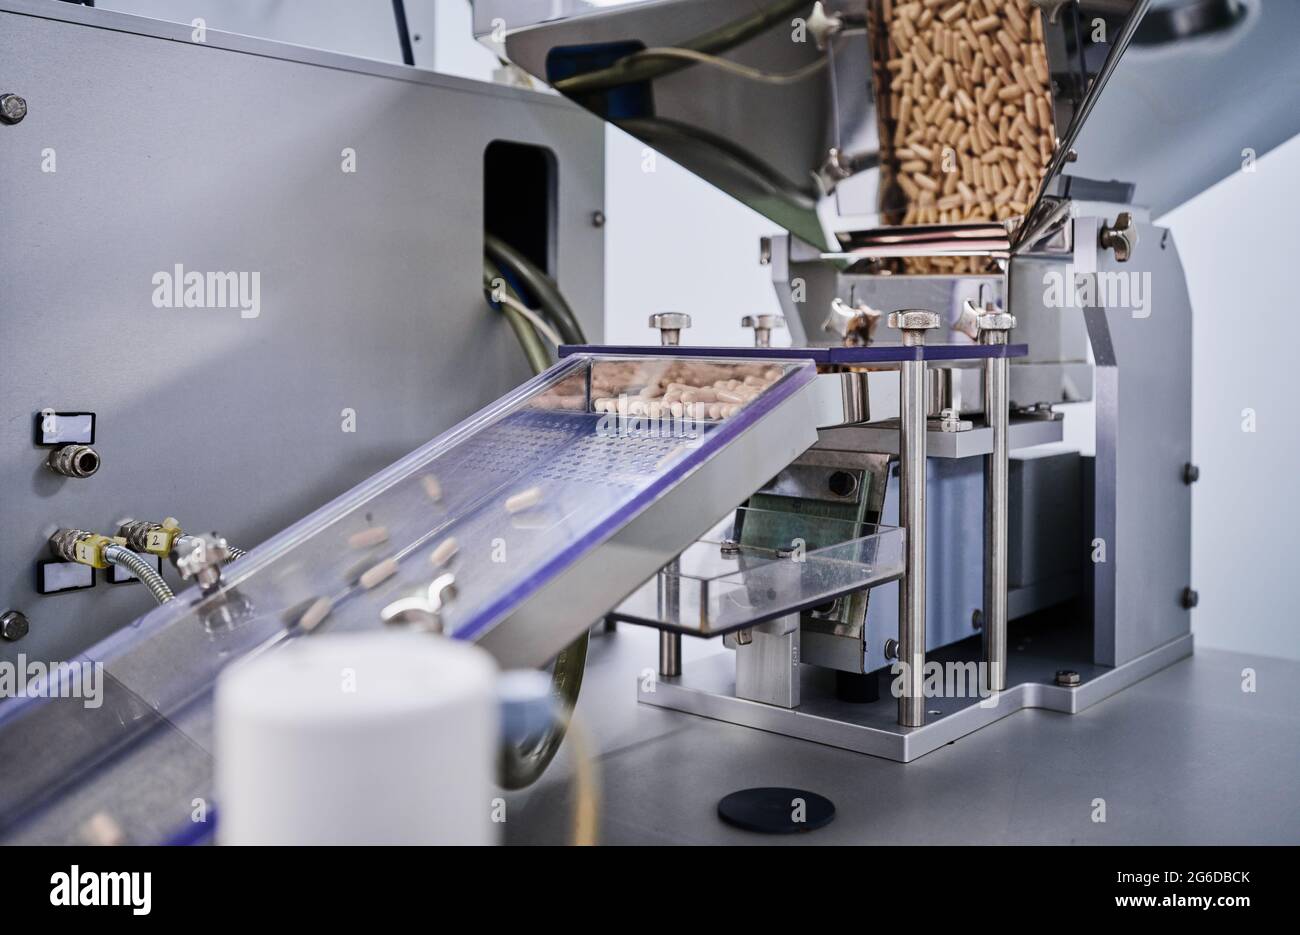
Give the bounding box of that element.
[611,506,904,636]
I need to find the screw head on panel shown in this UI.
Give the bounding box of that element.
[1,610,30,641]
[0,93,27,125]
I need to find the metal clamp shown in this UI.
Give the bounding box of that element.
[381,572,457,633]
[825,298,881,346]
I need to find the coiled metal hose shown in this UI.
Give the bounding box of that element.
[103,544,175,605]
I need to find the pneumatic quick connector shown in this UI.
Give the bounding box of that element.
[118,517,183,558]
[48,528,174,605]
[119,518,247,563]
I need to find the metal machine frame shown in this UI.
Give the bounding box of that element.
[470,0,1205,758]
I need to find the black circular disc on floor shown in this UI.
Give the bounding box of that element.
[717,787,835,834]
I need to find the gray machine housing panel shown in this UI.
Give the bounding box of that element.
[0,1,606,667]
[1083,222,1194,665]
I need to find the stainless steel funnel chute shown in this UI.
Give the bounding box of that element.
[473,0,1300,251]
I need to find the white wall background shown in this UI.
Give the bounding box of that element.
[97,0,1298,661]
[1161,134,1300,661]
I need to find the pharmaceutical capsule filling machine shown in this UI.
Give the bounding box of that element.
[2,0,1299,844]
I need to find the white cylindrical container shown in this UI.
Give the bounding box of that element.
[215,631,499,845]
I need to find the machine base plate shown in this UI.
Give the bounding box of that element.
[639,632,1193,763]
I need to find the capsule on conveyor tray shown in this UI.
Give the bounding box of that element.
[430,537,459,567]
[505,486,543,514]
[555,360,788,421]
[360,557,399,589]
[298,596,333,633]
[347,526,390,549]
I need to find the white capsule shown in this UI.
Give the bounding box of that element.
[422,475,443,502]
[360,557,399,589]
[80,811,126,847]
[348,526,390,549]
[505,486,543,514]
[298,596,333,632]
[682,388,718,403]
[430,537,459,567]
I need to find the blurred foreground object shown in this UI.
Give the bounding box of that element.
[216,632,499,845]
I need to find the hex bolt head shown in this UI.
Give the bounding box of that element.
[1055,670,1081,687]
[0,93,27,125]
[2,610,30,641]
[1183,463,1200,485]
[1181,587,1199,609]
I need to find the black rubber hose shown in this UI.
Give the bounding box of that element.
[483,260,553,373]
[484,233,587,345]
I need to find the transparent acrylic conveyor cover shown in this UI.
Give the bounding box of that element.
[0,353,819,842]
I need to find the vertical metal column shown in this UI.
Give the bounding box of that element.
[979,313,1015,693]
[649,312,692,676]
[889,310,940,727]
[658,631,681,677]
